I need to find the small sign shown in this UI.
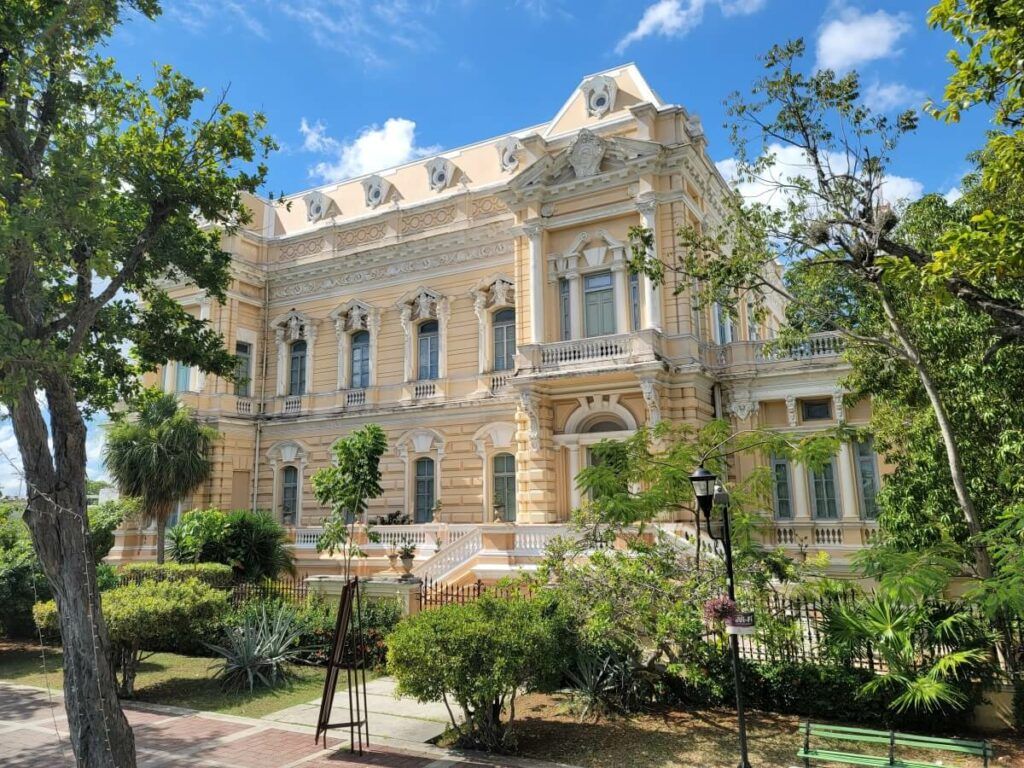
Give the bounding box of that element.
[725,611,756,636]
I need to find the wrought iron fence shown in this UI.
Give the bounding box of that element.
[118,573,310,608]
[418,577,533,610]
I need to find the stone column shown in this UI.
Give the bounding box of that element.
[400,305,413,383]
[304,323,317,395]
[637,197,662,332]
[567,444,582,510]
[526,224,545,344]
[836,442,859,520]
[368,309,381,387]
[274,328,287,396]
[473,291,488,374]
[612,263,630,334]
[335,317,350,389]
[567,272,582,339]
[792,462,812,520]
[438,297,451,380]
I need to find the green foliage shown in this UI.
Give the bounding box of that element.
[87,497,138,562]
[311,424,388,568]
[118,561,234,589]
[34,577,227,697]
[167,508,296,581]
[822,595,995,715]
[104,390,218,562]
[206,603,306,693]
[387,593,571,751]
[0,503,49,638]
[1,500,129,637]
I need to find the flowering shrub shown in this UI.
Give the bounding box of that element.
[703,596,737,623]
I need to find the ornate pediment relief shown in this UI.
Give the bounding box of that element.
[302,191,334,223]
[508,130,663,192]
[361,175,392,209]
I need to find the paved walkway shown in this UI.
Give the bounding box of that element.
[0,681,575,768]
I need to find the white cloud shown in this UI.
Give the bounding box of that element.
[615,0,766,54]
[863,81,925,112]
[816,7,911,72]
[716,143,924,210]
[300,117,440,183]
[168,0,267,38]
[943,187,963,205]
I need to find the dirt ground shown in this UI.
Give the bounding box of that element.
[510,692,1024,768]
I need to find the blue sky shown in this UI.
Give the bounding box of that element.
[0,0,998,495]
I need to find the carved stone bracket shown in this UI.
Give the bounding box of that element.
[639,378,662,427]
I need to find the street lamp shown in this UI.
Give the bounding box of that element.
[689,465,753,768]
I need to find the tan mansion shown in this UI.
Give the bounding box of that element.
[111,66,881,581]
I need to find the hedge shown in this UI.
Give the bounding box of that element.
[118,561,233,588]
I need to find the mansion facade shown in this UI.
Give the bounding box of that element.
[112,65,881,581]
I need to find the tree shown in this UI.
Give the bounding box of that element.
[104,391,217,563]
[167,508,296,581]
[0,2,271,764]
[311,424,388,575]
[628,39,1005,578]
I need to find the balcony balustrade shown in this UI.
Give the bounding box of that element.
[519,330,659,374]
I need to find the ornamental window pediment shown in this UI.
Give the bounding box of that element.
[548,230,627,279]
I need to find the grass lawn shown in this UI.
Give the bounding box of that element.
[510,692,1024,768]
[0,643,353,719]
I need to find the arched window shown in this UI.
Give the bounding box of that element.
[289,339,307,396]
[492,453,516,521]
[281,466,298,525]
[414,457,435,523]
[418,321,439,380]
[492,308,516,372]
[350,330,370,389]
[586,419,625,433]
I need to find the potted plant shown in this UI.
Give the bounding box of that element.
[386,547,400,573]
[398,541,416,574]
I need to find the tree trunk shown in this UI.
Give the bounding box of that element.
[10,383,137,768]
[877,291,994,579]
[155,517,166,565]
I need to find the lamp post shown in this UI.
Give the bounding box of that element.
[690,465,753,768]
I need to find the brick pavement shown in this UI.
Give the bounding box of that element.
[0,683,575,768]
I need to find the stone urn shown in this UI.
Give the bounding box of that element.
[386,552,400,573]
[399,555,415,575]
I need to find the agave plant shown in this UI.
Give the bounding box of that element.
[565,651,616,721]
[207,604,307,692]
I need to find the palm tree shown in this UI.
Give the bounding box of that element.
[104,390,217,563]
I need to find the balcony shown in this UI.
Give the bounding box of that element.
[771,518,879,551]
[518,330,660,375]
[709,332,845,371]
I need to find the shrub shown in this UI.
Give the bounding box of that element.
[207,603,307,692]
[168,508,295,581]
[387,592,570,751]
[34,577,227,696]
[87,498,139,562]
[0,503,49,638]
[118,561,234,589]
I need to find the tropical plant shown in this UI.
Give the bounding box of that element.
[387,592,570,751]
[206,603,306,692]
[167,508,295,581]
[564,651,616,721]
[311,424,389,575]
[34,577,227,697]
[104,390,218,563]
[0,0,271,755]
[822,596,995,715]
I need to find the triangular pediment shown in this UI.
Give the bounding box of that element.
[509,131,663,193]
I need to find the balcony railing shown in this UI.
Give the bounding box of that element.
[282,395,302,415]
[772,519,879,549]
[519,330,659,374]
[236,397,255,415]
[755,333,844,362]
[490,372,512,393]
[346,389,366,407]
[413,381,437,400]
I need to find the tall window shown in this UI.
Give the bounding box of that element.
[810,459,839,519]
[771,455,792,519]
[417,321,439,380]
[559,278,571,340]
[629,272,641,331]
[288,339,307,396]
[713,302,733,343]
[281,466,298,525]
[583,271,615,337]
[855,439,880,519]
[492,453,516,521]
[746,299,760,340]
[175,361,191,392]
[414,457,435,523]
[235,341,252,397]
[493,309,516,372]
[350,330,370,389]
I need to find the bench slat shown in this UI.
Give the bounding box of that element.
[800,721,991,768]
[797,748,893,767]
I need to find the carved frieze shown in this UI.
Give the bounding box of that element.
[278,237,325,262]
[336,223,386,250]
[401,205,457,234]
[470,196,509,219]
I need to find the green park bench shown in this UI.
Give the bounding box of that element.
[797,721,992,768]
